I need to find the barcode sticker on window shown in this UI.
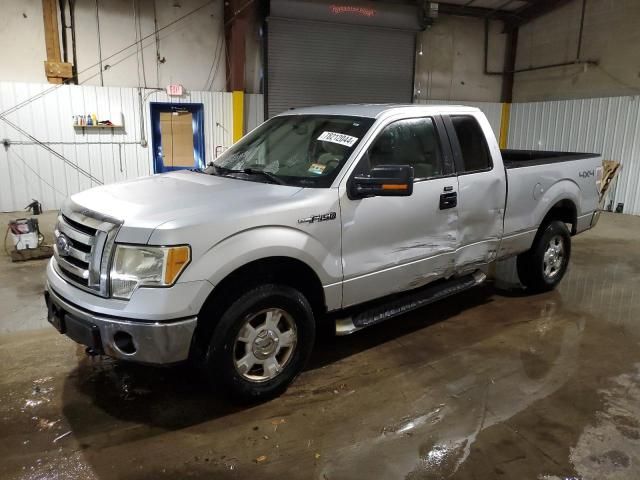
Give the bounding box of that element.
[317,131,358,147]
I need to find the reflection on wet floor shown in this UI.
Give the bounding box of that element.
[1,213,640,479]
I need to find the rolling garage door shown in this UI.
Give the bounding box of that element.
[266,1,421,117]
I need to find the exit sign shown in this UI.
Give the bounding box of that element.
[166,84,184,96]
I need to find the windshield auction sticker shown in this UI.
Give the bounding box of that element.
[317,131,358,147]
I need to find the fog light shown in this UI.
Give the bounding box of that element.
[113,331,136,355]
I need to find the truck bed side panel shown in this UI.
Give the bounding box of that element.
[498,155,602,259]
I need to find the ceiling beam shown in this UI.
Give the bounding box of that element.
[224,0,249,92]
[436,2,517,22]
[509,0,575,26]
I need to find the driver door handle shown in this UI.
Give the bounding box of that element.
[439,192,457,210]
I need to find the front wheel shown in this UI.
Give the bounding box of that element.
[517,220,571,293]
[203,284,315,403]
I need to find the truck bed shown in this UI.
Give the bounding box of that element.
[499,150,602,259]
[501,149,601,169]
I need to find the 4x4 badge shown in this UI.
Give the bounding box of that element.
[298,212,337,224]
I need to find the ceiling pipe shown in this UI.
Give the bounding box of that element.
[576,0,587,60]
[483,17,597,77]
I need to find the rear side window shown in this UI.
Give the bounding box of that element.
[451,116,492,173]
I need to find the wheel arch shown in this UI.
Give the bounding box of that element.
[191,256,327,359]
[541,198,579,235]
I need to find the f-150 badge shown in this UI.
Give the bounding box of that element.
[298,212,337,224]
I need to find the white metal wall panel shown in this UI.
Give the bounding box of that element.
[509,96,640,215]
[0,82,233,212]
[416,99,504,139]
[245,94,265,134]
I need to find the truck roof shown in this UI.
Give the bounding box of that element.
[279,103,482,119]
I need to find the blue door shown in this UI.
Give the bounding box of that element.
[151,102,205,173]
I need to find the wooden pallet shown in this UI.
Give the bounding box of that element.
[10,245,53,262]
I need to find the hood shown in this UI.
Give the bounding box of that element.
[66,170,303,243]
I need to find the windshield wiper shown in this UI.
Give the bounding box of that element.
[202,163,226,176]
[243,168,286,185]
[208,164,287,185]
[223,167,286,185]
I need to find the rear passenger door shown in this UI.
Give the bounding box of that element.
[340,115,459,308]
[444,114,506,272]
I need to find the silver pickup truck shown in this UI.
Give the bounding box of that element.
[45,104,603,401]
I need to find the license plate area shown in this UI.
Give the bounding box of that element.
[46,292,66,333]
[45,292,103,353]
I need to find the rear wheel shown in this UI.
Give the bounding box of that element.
[203,284,315,403]
[517,220,571,293]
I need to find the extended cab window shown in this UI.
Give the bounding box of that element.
[365,117,445,180]
[450,115,492,173]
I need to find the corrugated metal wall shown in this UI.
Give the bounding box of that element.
[0,82,232,212]
[509,96,640,215]
[416,99,503,138]
[245,94,265,134]
[267,19,416,117]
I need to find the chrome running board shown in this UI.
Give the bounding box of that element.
[335,270,487,336]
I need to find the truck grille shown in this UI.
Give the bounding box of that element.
[53,210,120,297]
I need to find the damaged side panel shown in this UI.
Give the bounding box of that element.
[340,177,459,308]
[454,170,506,272]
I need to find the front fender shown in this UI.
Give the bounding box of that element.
[180,225,342,304]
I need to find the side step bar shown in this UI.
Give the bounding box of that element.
[335,270,487,335]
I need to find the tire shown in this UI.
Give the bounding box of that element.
[517,220,571,293]
[203,284,315,403]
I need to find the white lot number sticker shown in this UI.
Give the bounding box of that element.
[317,131,358,147]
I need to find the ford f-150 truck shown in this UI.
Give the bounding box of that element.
[45,104,603,401]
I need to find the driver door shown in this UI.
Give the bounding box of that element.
[339,115,459,308]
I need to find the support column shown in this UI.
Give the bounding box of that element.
[232,90,244,143]
[42,0,73,83]
[500,27,519,103]
[499,103,511,149]
[225,0,248,141]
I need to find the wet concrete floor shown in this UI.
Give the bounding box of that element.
[1,212,639,479]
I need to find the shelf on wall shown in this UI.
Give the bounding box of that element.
[73,125,123,129]
[73,111,124,130]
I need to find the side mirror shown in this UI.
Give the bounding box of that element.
[349,165,414,199]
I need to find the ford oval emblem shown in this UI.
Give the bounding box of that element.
[56,233,72,257]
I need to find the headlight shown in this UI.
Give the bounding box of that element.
[110,245,191,299]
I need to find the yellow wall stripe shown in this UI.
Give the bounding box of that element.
[232,90,244,143]
[499,102,511,149]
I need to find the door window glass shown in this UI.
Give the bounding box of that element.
[450,116,492,172]
[367,117,445,180]
[159,111,194,167]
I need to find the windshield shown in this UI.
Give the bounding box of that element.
[206,115,375,187]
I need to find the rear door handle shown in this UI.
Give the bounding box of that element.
[439,192,457,210]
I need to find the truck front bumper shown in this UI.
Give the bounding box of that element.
[45,284,197,364]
